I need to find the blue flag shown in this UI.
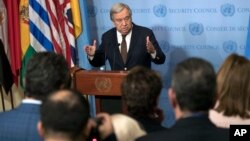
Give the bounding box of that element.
[76,0,96,116]
[245,16,250,59]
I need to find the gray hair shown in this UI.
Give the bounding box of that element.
[110,3,132,21]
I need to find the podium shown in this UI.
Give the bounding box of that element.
[71,68,127,113]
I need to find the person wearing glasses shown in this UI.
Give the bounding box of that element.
[84,2,165,71]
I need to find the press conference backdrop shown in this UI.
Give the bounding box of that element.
[78,0,250,127]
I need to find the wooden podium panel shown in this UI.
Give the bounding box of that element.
[72,69,127,113]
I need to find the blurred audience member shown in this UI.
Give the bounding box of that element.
[38,89,116,141]
[111,114,146,141]
[137,58,229,141]
[0,52,71,141]
[121,66,166,133]
[209,54,250,128]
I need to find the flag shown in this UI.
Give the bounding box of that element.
[5,0,22,85]
[59,0,77,66]
[0,40,13,93]
[45,0,63,55]
[70,0,82,38]
[77,0,95,116]
[20,0,35,87]
[0,0,14,94]
[44,0,76,66]
[29,0,53,52]
[46,0,76,66]
[246,15,250,59]
[0,0,13,93]
[0,0,9,61]
[77,0,92,70]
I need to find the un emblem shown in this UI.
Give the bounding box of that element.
[159,40,170,53]
[95,77,112,92]
[189,23,204,36]
[223,40,237,53]
[153,4,167,17]
[87,5,97,17]
[220,3,235,17]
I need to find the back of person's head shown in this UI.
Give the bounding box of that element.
[38,89,90,141]
[216,53,250,118]
[24,52,71,100]
[111,114,146,141]
[121,66,162,117]
[171,57,216,112]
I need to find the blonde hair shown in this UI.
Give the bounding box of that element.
[216,53,250,118]
[111,114,146,141]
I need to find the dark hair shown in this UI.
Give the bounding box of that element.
[172,58,216,112]
[216,54,250,118]
[40,89,90,140]
[122,66,162,117]
[24,52,71,100]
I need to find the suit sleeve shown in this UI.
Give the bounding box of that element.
[149,31,166,64]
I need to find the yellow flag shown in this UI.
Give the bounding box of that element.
[19,0,29,59]
[70,0,82,37]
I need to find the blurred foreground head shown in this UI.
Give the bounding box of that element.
[24,52,71,100]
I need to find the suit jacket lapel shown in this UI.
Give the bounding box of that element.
[127,24,138,63]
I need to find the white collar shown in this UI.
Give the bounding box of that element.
[22,99,42,105]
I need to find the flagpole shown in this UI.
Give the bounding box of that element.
[0,86,5,111]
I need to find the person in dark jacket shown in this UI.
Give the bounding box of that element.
[84,2,165,71]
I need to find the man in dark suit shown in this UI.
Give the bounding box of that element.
[0,52,71,141]
[85,2,165,71]
[137,58,229,141]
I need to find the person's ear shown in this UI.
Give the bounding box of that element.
[168,88,177,108]
[37,121,44,138]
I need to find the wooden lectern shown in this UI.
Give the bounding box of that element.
[71,68,127,113]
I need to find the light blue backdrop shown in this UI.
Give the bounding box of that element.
[78,0,250,127]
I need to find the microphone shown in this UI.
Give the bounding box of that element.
[113,43,120,70]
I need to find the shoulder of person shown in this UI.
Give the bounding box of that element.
[133,23,152,33]
[103,27,117,36]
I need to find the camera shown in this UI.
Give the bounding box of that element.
[87,118,102,141]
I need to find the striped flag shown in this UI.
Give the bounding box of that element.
[245,15,250,59]
[45,0,63,55]
[46,0,76,66]
[29,0,53,52]
[59,0,76,66]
